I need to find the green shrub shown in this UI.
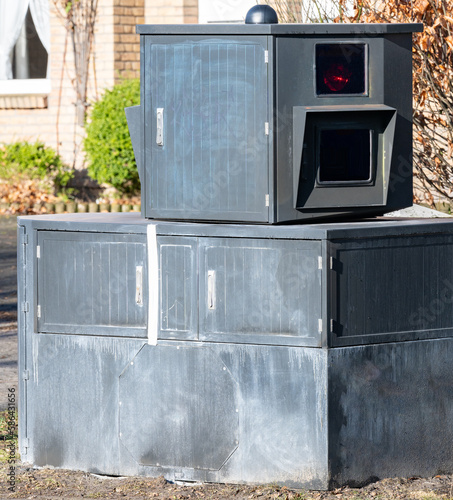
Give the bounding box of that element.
[84,78,140,196]
[0,141,73,194]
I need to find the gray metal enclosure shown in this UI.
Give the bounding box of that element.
[18,213,453,489]
[126,23,422,223]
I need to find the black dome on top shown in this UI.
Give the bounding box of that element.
[245,5,278,24]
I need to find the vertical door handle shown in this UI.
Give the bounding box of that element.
[136,265,143,305]
[207,270,216,310]
[156,108,164,146]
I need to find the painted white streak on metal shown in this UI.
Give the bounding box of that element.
[147,224,159,345]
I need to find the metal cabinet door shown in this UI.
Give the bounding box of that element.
[37,231,148,337]
[199,237,323,346]
[158,236,198,340]
[329,234,453,346]
[144,35,270,222]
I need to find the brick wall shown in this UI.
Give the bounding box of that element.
[114,0,144,81]
[145,0,198,24]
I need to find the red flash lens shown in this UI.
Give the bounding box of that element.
[316,44,366,95]
[323,63,352,92]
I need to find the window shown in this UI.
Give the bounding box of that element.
[318,128,373,184]
[0,0,50,96]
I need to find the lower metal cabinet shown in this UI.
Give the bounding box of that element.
[17,213,453,489]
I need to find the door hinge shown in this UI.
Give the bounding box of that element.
[264,50,269,63]
[318,319,323,333]
[23,370,30,381]
[265,122,269,135]
[23,437,29,452]
[265,194,270,207]
[37,305,41,318]
[318,256,323,270]
[23,234,28,245]
[36,245,41,259]
[22,302,29,313]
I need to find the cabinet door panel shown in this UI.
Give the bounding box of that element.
[200,238,322,346]
[37,232,147,337]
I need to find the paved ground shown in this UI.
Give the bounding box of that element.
[0,215,18,411]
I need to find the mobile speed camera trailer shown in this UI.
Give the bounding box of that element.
[19,7,453,490]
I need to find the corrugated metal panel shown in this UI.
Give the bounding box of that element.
[159,237,198,340]
[330,235,453,345]
[147,37,269,222]
[37,232,147,336]
[200,238,322,346]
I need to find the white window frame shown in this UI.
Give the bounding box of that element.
[0,78,50,96]
[0,0,51,97]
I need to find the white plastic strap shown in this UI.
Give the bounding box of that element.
[147,224,158,345]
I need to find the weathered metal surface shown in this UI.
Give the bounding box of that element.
[130,25,422,223]
[36,231,148,337]
[158,236,198,340]
[143,36,269,222]
[328,338,453,487]
[124,105,143,183]
[27,334,145,475]
[136,24,423,35]
[198,237,322,346]
[17,214,453,489]
[24,333,328,488]
[329,234,453,346]
[119,344,239,470]
[18,212,453,239]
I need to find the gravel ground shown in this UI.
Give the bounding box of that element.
[0,464,453,499]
